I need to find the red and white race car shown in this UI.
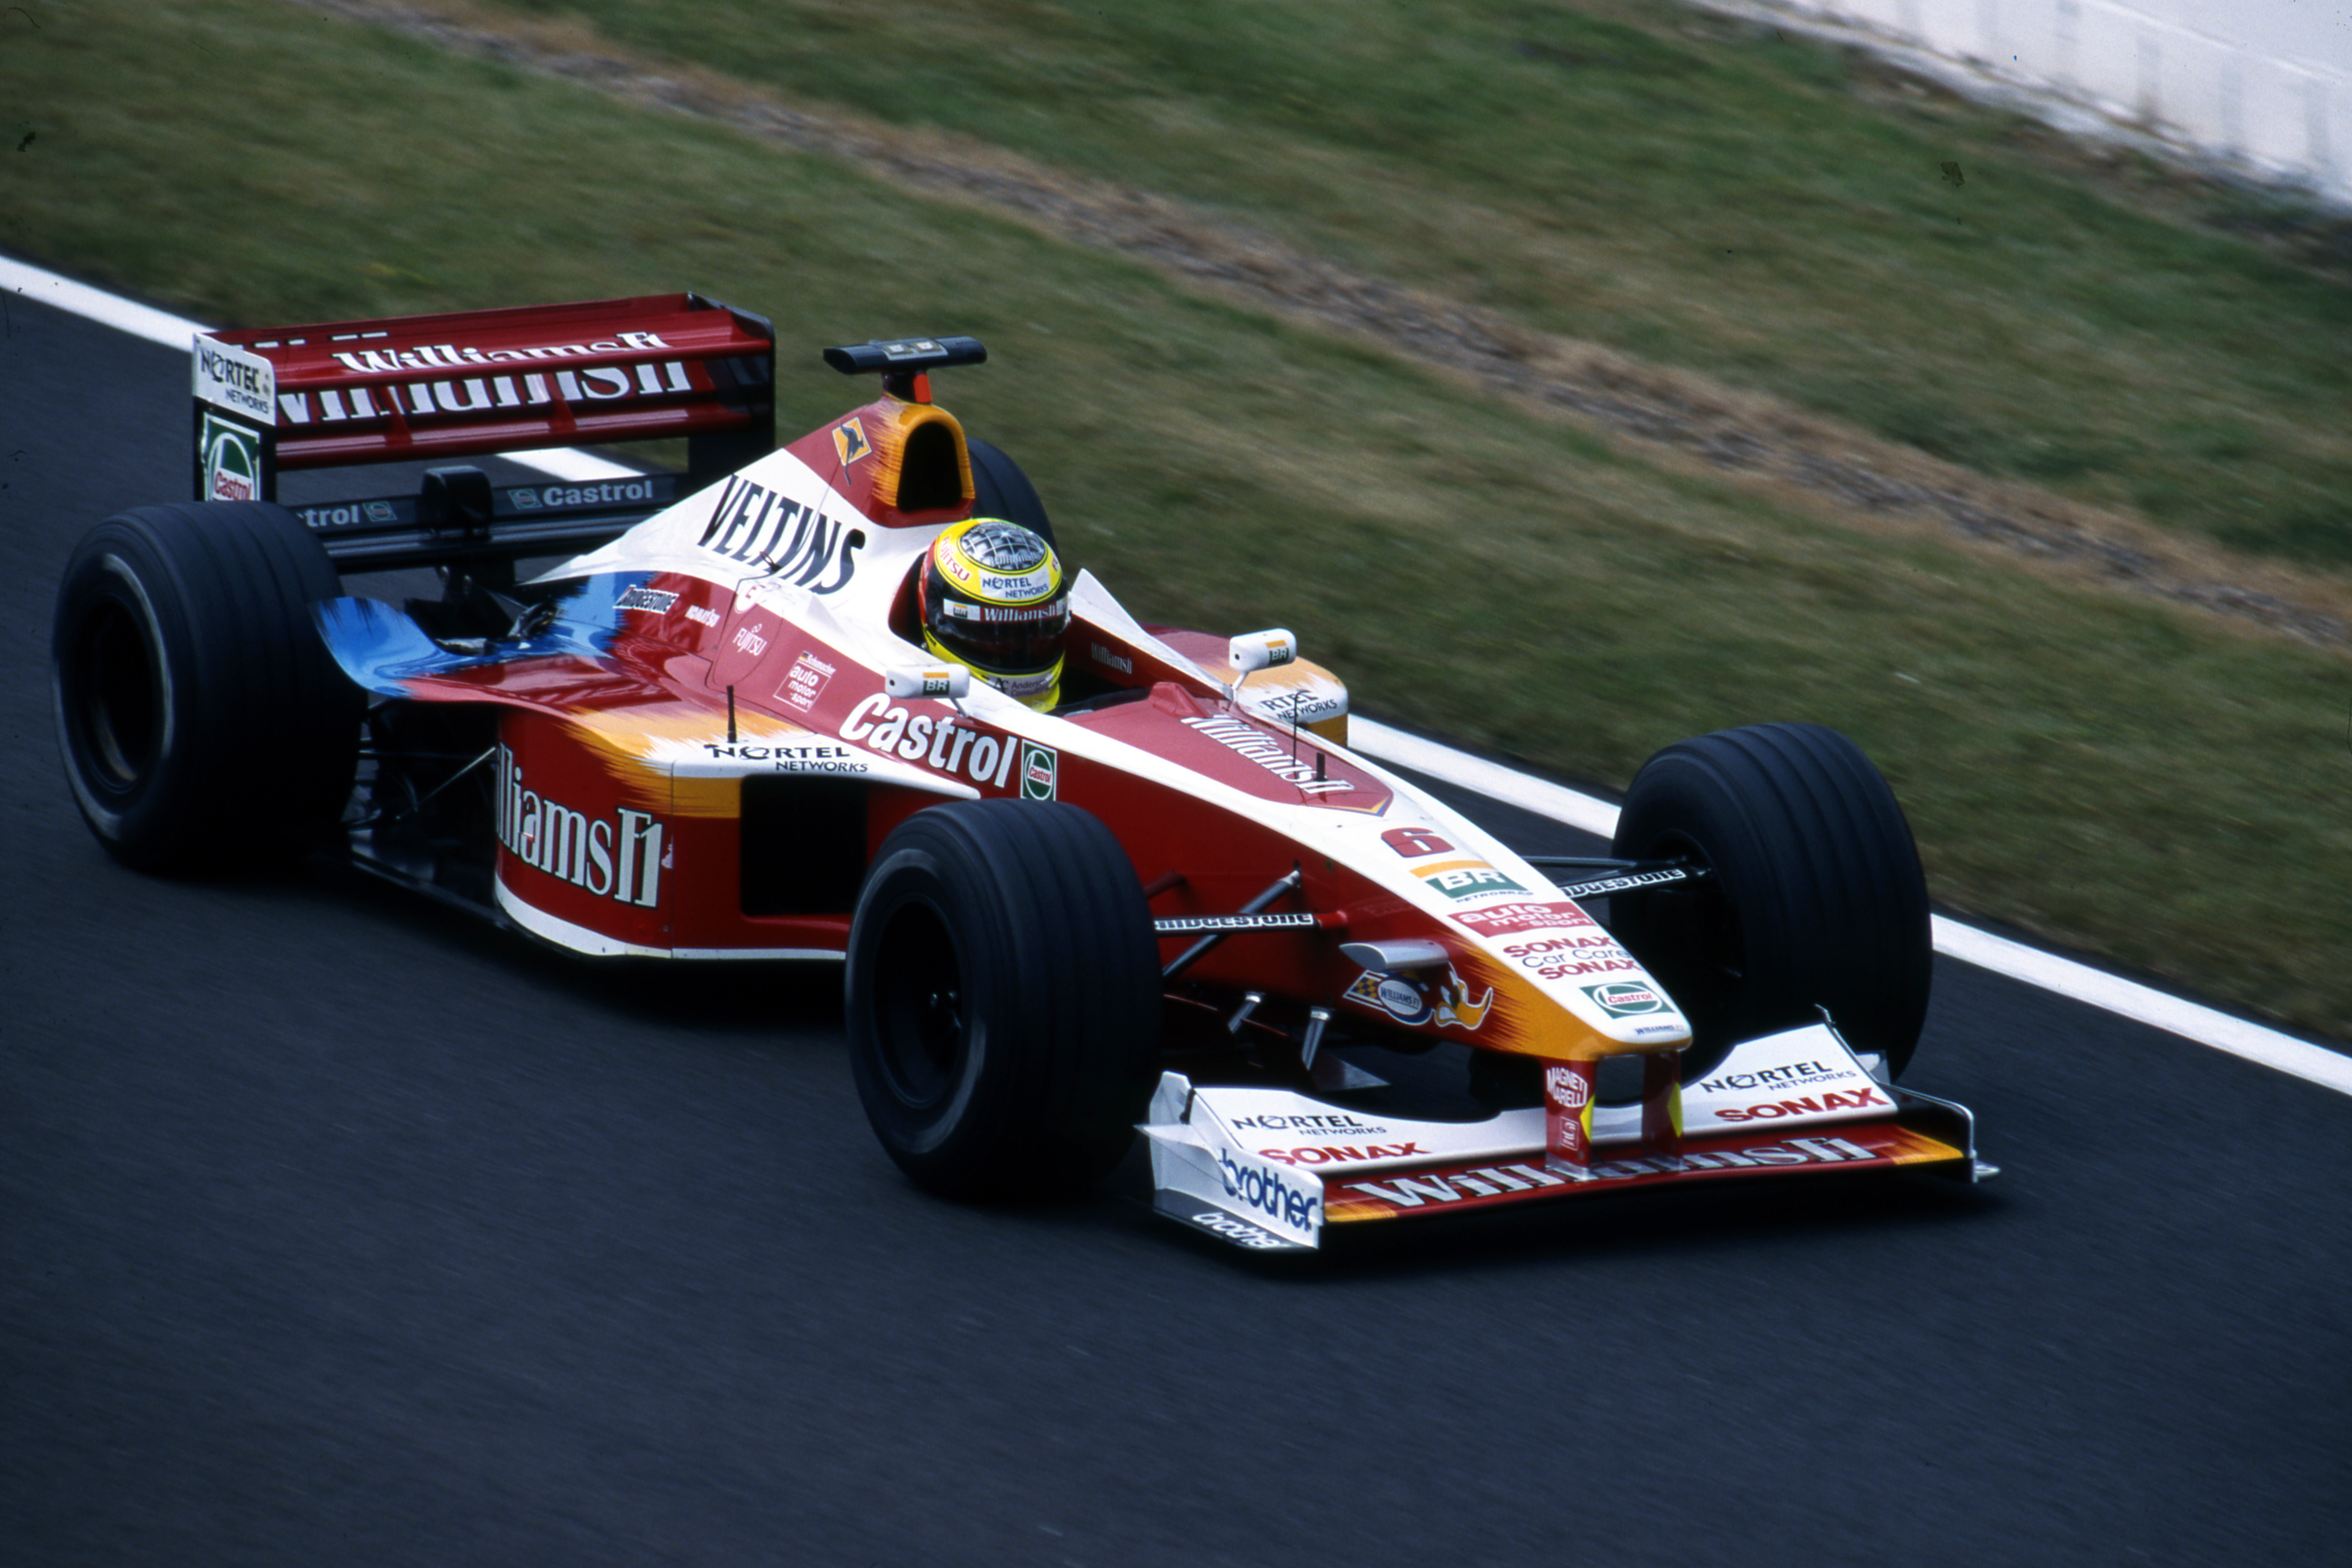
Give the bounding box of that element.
[52,294,1989,1251]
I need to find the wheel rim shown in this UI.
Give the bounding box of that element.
[73,598,164,792]
[871,896,968,1111]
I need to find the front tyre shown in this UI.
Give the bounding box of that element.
[51,502,362,874]
[1609,722,1931,1080]
[846,800,1161,1198]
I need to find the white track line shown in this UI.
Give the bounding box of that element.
[12,252,2346,1097]
[1923,916,2352,1093]
[3,258,203,350]
[1351,719,2352,1098]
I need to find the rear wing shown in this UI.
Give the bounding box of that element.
[193,293,774,571]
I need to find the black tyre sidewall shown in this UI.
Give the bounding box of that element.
[848,834,1019,1174]
[1611,723,1931,1078]
[50,502,362,873]
[52,533,182,855]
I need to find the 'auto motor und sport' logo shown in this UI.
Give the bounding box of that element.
[779,649,836,712]
[1451,901,1597,937]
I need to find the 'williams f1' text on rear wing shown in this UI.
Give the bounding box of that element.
[192,293,774,572]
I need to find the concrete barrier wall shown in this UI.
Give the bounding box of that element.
[1773,0,2352,202]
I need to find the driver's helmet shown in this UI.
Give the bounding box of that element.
[917,518,1070,709]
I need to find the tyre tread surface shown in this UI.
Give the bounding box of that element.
[51,500,360,872]
[846,799,1158,1197]
[1610,722,1930,1077]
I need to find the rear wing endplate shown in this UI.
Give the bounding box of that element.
[193,293,774,569]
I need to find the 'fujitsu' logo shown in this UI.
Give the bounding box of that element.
[496,745,664,907]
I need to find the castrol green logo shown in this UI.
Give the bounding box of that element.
[1583,981,1664,1018]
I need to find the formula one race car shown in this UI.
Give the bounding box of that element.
[51,294,1990,1251]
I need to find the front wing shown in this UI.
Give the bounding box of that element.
[1141,1024,1992,1251]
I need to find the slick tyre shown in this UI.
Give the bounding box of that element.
[1609,722,1930,1080]
[967,437,1058,554]
[846,800,1161,1198]
[51,501,363,874]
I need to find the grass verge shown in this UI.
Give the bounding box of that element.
[435,0,2352,571]
[4,0,2347,1038]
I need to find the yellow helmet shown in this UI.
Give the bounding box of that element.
[916,519,1070,709]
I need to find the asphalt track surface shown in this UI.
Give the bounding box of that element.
[5,283,2350,1567]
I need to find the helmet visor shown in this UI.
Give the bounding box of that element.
[931,594,1071,674]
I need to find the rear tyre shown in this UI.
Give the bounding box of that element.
[846,799,1161,1197]
[1608,722,1930,1080]
[967,437,1059,554]
[51,501,363,873]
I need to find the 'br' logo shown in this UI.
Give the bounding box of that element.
[1420,862,1527,902]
